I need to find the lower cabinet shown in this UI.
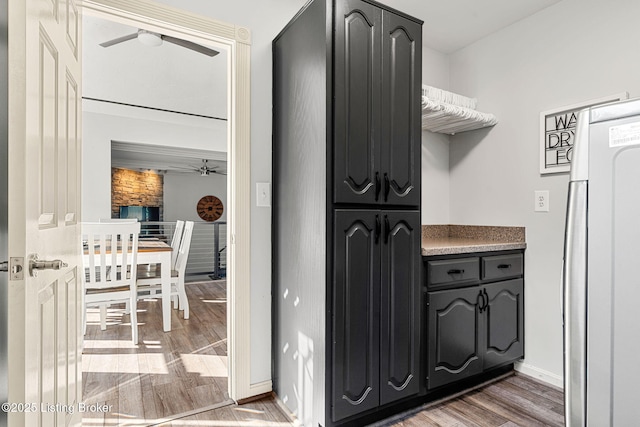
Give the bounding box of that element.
[483,279,524,370]
[427,286,484,389]
[332,210,421,422]
[425,252,524,390]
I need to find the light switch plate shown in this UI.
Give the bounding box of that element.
[257,182,271,207]
[535,190,549,212]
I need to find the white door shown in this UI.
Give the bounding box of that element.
[7,0,82,425]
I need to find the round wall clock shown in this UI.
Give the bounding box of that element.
[196,195,224,222]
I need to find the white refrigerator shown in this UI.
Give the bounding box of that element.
[563,97,640,426]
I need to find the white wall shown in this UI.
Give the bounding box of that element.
[421,46,450,224]
[82,102,227,221]
[151,0,309,385]
[447,0,640,385]
[163,172,227,222]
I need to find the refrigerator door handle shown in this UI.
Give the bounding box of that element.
[563,180,589,427]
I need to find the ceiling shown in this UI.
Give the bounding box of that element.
[379,0,563,54]
[110,141,227,176]
[84,0,563,172]
[83,14,227,119]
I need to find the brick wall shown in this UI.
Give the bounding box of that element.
[111,168,163,219]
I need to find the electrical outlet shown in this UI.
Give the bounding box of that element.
[535,190,549,212]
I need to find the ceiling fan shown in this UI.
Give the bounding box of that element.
[175,159,227,176]
[100,29,220,57]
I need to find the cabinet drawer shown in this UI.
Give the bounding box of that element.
[482,253,523,281]
[427,258,479,289]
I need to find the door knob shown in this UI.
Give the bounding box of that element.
[28,254,68,277]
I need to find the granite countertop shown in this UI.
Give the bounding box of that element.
[421,225,526,256]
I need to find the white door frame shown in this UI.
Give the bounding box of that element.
[80,0,257,402]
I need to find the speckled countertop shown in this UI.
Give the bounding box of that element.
[421,225,526,256]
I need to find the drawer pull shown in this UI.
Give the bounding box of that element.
[447,269,465,275]
[497,264,512,269]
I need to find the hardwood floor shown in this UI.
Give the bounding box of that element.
[83,280,564,426]
[154,372,563,426]
[379,373,565,427]
[82,280,230,426]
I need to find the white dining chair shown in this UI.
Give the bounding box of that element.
[170,220,185,269]
[136,219,184,302]
[82,221,141,344]
[137,221,194,319]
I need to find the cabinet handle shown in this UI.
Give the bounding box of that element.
[497,264,512,269]
[477,290,485,313]
[384,215,390,244]
[375,215,381,244]
[447,269,464,275]
[375,172,381,201]
[383,173,390,202]
[483,289,490,312]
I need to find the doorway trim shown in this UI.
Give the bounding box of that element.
[81,0,258,401]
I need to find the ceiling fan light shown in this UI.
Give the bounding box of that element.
[201,170,209,176]
[137,30,163,47]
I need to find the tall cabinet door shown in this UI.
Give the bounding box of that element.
[334,0,382,204]
[482,279,524,370]
[333,210,381,421]
[379,211,421,405]
[380,11,422,206]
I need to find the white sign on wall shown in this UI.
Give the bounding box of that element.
[539,92,628,175]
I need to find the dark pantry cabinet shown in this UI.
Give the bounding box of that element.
[333,0,421,206]
[272,0,422,425]
[333,210,421,420]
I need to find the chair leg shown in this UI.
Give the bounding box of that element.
[100,304,107,330]
[178,280,189,319]
[173,295,178,309]
[130,296,138,345]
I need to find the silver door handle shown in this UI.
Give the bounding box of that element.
[28,254,68,277]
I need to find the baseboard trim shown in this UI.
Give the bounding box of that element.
[514,361,563,389]
[237,391,272,405]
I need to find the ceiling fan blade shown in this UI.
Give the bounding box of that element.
[162,35,220,57]
[171,166,199,171]
[100,32,138,48]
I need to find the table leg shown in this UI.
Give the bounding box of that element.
[161,253,171,332]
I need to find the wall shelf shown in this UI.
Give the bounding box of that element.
[421,86,498,135]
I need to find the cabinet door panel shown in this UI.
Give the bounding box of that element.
[380,211,421,404]
[334,0,382,204]
[428,287,484,389]
[483,279,524,369]
[381,12,421,206]
[333,210,380,421]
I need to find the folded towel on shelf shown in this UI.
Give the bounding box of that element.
[421,85,477,110]
[421,96,498,135]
